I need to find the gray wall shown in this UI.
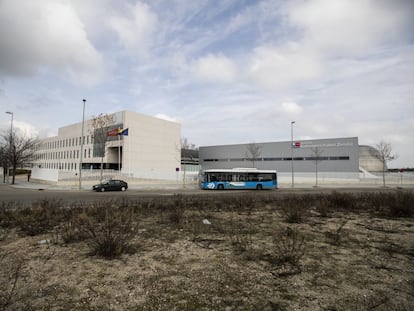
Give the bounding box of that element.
[199,137,359,173]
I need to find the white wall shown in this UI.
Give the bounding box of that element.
[32,167,58,182]
[123,111,181,180]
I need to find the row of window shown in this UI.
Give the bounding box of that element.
[41,135,92,150]
[36,148,92,161]
[39,162,79,171]
[203,156,350,162]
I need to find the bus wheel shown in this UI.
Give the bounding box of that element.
[217,184,224,190]
[256,184,263,190]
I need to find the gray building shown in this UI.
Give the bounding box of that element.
[199,137,360,181]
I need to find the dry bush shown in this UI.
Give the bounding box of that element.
[12,199,64,236]
[0,252,25,310]
[271,226,306,272]
[314,195,332,217]
[279,195,310,223]
[57,207,87,244]
[227,218,254,253]
[159,195,187,226]
[328,191,356,211]
[232,194,256,214]
[76,200,139,259]
[324,218,349,246]
[385,190,414,217]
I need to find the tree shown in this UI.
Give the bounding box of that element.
[0,144,9,183]
[245,143,262,168]
[89,113,115,183]
[311,147,324,187]
[1,131,40,184]
[180,137,198,188]
[375,140,398,187]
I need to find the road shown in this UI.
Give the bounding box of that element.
[0,183,201,205]
[1,181,411,206]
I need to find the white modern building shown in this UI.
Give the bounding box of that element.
[33,111,181,183]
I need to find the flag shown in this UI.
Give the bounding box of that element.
[118,128,129,136]
[107,128,120,136]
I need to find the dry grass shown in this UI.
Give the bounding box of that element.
[1,191,414,310]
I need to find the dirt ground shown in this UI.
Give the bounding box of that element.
[1,191,413,310]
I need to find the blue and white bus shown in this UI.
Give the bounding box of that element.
[200,168,278,190]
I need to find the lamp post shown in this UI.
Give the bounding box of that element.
[291,121,295,188]
[79,99,86,190]
[5,111,13,184]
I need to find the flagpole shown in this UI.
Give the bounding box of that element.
[118,133,120,173]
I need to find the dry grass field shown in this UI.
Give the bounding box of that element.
[1,190,414,310]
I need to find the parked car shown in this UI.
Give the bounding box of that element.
[92,179,128,192]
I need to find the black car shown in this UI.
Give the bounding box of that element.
[92,179,128,192]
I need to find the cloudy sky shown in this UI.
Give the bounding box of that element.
[0,0,413,168]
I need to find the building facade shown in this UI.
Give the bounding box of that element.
[199,137,360,180]
[34,111,181,182]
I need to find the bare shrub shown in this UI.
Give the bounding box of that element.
[328,191,356,210]
[325,218,349,246]
[164,195,187,226]
[227,220,254,253]
[0,252,25,310]
[279,195,310,223]
[386,190,414,218]
[0,202,18,229]
[232,194,256,214]
[13,199,64,236]
[271,226,306,271]
[77,200,139,259]
[57,207,86,244]
[315,195,332,217]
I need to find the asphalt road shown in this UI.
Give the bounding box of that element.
[1,181,411,206]
[0,183,200,205]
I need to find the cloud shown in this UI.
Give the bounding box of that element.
[280,102,303,116]
[241,0,414,91]
[247,44,323,89]
[0,0,104,85]
[108,1,158,57]
[188,54,237,83]
[288,0,414,55]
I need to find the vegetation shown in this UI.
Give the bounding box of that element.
[0,131,40,184]
[376,140,399,187]
[0,190,413,310]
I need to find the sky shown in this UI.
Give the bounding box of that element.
[0,0,413,168]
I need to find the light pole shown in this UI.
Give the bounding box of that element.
[291,121,295,188]
[5,111,13,184]
[79,99,86,190]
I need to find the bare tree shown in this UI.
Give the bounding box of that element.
[1,131,40,184]
[89,113,115,183]
[0,145,9,183]
[180,137,198,188]
[245,143,262,168]
[311,147,324,187]
[375,140,398,187]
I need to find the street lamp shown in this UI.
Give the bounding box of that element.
[5,111,13,184]
[79,99,86,190]
[291,121,295,188]
[5,111,13,134]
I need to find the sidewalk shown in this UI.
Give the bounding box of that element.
[6,174,414,191]
[8,175,195,191]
